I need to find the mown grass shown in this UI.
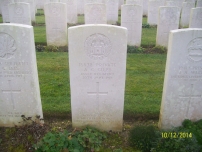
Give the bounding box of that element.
[37,52,166,117]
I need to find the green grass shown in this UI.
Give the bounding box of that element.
[37,53,166,117]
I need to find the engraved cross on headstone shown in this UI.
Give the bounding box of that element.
[179,84,201,118]
[87,82,108,108]
[1,80,21,110]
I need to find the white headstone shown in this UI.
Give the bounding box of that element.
[143,0,149,16]
[185,0,196,3]
[84,3,107,24]
[196,0,202,7]
[77,0,84,14]
[180,2,195,28]
[85,0,104,4]
[148,0,164,25]
[36,0,45,9]
[126,0,143,6]
[159,28,202,130]
[0,23,43,127]
[105,0,119,24]
[121,4,142,46]
[165,0,184,10]
[8,2,31,25]
[156,7,180,47]
[15,0,36,22]
[189,7,202,28]
[60,0,77,24]
[1,0,14,23]
[44,3,67,47]
[119,0,124,10]
[68,24,127,131]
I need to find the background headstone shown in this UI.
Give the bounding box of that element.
[105,0,119,24]
[77,0,84,15]
[143,0,149,16]
[196,0,202,7]
[44,3,67,47]
[9,2,31,25]
[121,4,142,46]
[84,3,107,24]
[180,2,195,28]
[69,24,127,131]
[156,7,180,47]
[148,0,164,25]
[36,0,45,9]
[126,0,143,6]
[189,7,202,28]
[15,0,36,22]
[159,28,202,129]
[1,0,14,23]
[119,0,124,10]
[0,23,43,127]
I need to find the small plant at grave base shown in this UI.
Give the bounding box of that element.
[45,45,60,52]
[142,23,151,28]
[151,130,201,152]
[127,45,145,53]
[150,45,167,54]
[33,130,84,152]
[36,44,45,52]
[1,115,48,152]
[128,125,157,152]
[76,127,107,152]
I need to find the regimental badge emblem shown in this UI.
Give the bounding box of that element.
[15,5,24,16]
[85,33,112,60]
[187,38,202,62]
[0,33,17,60]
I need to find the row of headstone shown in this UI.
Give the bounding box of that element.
[0,23,202,131]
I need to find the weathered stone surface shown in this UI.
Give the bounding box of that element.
[1,0,14,23]
[143,0,149,16]
[180,2,195,28]
[105,0,119,24]
[197,0,202,7]
[77,0,84,14]
[44,2,67,47]
[15,0,36,22]
[36,0,45,9]
[60,0,77,24]
[159,28,202,130]
[126,0,143,6]
[85,0,104,4]
[84,3,107,24]
[0,23,43,127]
[68,24,127,131]
[148,0,164,25]
[165,0,184,10]
[121,4,142,46]
[156,6,180,47]
[189,7,202,28]
[8,2,31,25]
[119,0,124,10]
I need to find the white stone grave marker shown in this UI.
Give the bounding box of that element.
[156,7,180,47]
[9,2,31,25]
[105,0,119,24]
[159,28,202,129]
[44,2,67,47]
[196,0,202,7]
[0,23,43,127]
[148,0,164,25]
[180,2,195,28]
[189,7,202,28]
[1,0,14,23]
[126,0,143,6]
[84,3,107,24]
[77,0,84,14]
[119,0,124,10]
[121,4,142,46]
[143,0,149,16]
[68,24,127,131]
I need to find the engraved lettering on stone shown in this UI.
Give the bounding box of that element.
[179,84,201,118]
[85,34,112,60]
[0,33,17,60]
[1,80,21,110]
[87,82,108,108]
[187,38,202,62]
